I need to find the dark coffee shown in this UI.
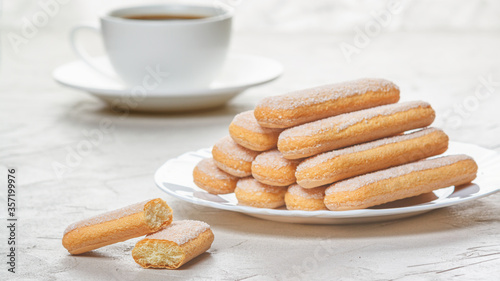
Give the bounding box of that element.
[123,14,207,21]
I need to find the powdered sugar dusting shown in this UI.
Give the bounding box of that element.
[213,160,249,177]
[145,220,210,246]
[326,154,473,194]
[237,178,288,193]
[253,149,300,170]
[288,184,326,199]
[232,110,282,134]
[64,200,149,234]
[297,127,441,171]
[196,158,238,180]
[258,78,398,110]
[214,136,259,162]
[280,101,431,139]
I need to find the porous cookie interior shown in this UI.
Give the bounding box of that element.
[134,240,184,269]
[144,199,172,230]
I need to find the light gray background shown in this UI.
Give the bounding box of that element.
[1,0,500,280]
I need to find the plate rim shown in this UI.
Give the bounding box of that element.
[154,141,500,219]
[52,53,283,97]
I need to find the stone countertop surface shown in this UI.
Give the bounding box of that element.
[1,12,500,281]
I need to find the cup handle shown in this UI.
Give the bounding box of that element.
[70,24,117,79]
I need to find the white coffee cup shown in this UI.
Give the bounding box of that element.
[70,4,233,91]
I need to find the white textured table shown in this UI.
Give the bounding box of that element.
[2,7,500,280]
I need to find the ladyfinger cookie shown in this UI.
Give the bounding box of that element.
[229,110,283,151]
[254,78,400,128]
[132,220,214,269]
[63,198,173,255]
[296,127,449,188]
[324,155,478,211]
[193,158,239,194]
[235,177,288,209]
[278,101,436,159]
[285,184,327,211]
[212,136,260,177]
[251,149,300,186]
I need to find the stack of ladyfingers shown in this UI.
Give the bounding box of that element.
[193,78,478,211]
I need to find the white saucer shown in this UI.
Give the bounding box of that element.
[53,54,283,112]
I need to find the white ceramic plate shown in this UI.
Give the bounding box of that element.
[53,54,283,112]
[154,142,500,224]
